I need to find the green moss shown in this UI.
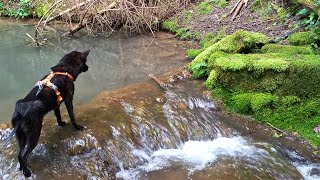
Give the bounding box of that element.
[224,90,320,147]
[207,51,228,72]
[230,93,253,113]
[215,56,246,71]
[250,93,279,111]
[189,30,268,76]
[261,44,316,54]
[204,70,219,89]
[214,30,268,53]
[252,58,289,73]
[288,31,320,46]
[187,48,204,59]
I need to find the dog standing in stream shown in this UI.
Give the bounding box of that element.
[10,50,90,177]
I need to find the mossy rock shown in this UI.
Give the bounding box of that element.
[189,30,268,77]
[288,31,320,46]
[261,44,316,55]
[205,52,320,98]
[231,92,279,113]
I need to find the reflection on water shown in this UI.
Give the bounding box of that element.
[0,19,188,120]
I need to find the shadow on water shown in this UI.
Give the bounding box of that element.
[0,19,320,180]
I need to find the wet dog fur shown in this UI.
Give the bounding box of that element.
[11,50,90,177]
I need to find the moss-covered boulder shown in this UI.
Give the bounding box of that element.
[261,44,315,54]
[189,30,268,78]
[188,29,320,147]
[288,31,320,46]
[205,53,320,98]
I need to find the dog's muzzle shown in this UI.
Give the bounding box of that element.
[82,65,88,72]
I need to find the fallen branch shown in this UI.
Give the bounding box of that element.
[231,0,248,21]
[41,0,96,25]
[229,0,241,16]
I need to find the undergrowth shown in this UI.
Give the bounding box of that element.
[0,0,32,18]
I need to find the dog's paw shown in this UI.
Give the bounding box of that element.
[73,124,85,130]
[58,121,67,127]
[23,168,32,177]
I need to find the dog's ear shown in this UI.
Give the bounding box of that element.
[82,50,90,60]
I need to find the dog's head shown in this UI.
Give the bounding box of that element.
[51,50,90,80]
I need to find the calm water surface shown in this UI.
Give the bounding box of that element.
[0,19,188,121]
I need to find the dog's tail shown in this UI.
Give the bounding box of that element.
[0,102,33,150]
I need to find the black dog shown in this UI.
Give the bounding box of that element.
[11,50,90,177]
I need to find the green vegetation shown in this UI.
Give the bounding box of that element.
[188,30,268,78]
[162,20,201,40]
[189,29,320,147]
[253,0,290,21]
[288,31,320,46]
[196,1,213,15]
[261,44,315,54]
[0,0,32,18]
[195,0,227,15]
[34,2,50,18]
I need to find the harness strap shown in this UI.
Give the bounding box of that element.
[35,71,74,106]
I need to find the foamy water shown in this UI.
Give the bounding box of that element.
[116,136,320,180]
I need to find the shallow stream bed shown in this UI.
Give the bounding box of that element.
[0,18,319,180]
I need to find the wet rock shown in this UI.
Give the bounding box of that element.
[310,168,320,176]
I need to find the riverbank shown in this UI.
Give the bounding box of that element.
[164,0,320,149]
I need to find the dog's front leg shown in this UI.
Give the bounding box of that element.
[65,98,84,130]
[54,107,66,126]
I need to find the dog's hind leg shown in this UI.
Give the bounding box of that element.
[54,107,66,126]
[16,128,26,171]
[11,111,26,171]
[20,119,42,177]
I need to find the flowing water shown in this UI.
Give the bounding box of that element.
[0,19,319,180]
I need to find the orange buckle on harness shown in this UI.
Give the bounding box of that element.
[35,71,74,106]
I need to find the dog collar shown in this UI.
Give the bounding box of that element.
[35,71,74,106]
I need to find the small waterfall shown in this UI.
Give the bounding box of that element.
[0,81,319,179]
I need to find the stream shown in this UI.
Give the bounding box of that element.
[0,18,320,180]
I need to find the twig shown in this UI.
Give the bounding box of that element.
[63,2,116,36]
[42,0,96,25]
[229,0,242,15]
[231,0,244,21]
[267,122,286,134]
